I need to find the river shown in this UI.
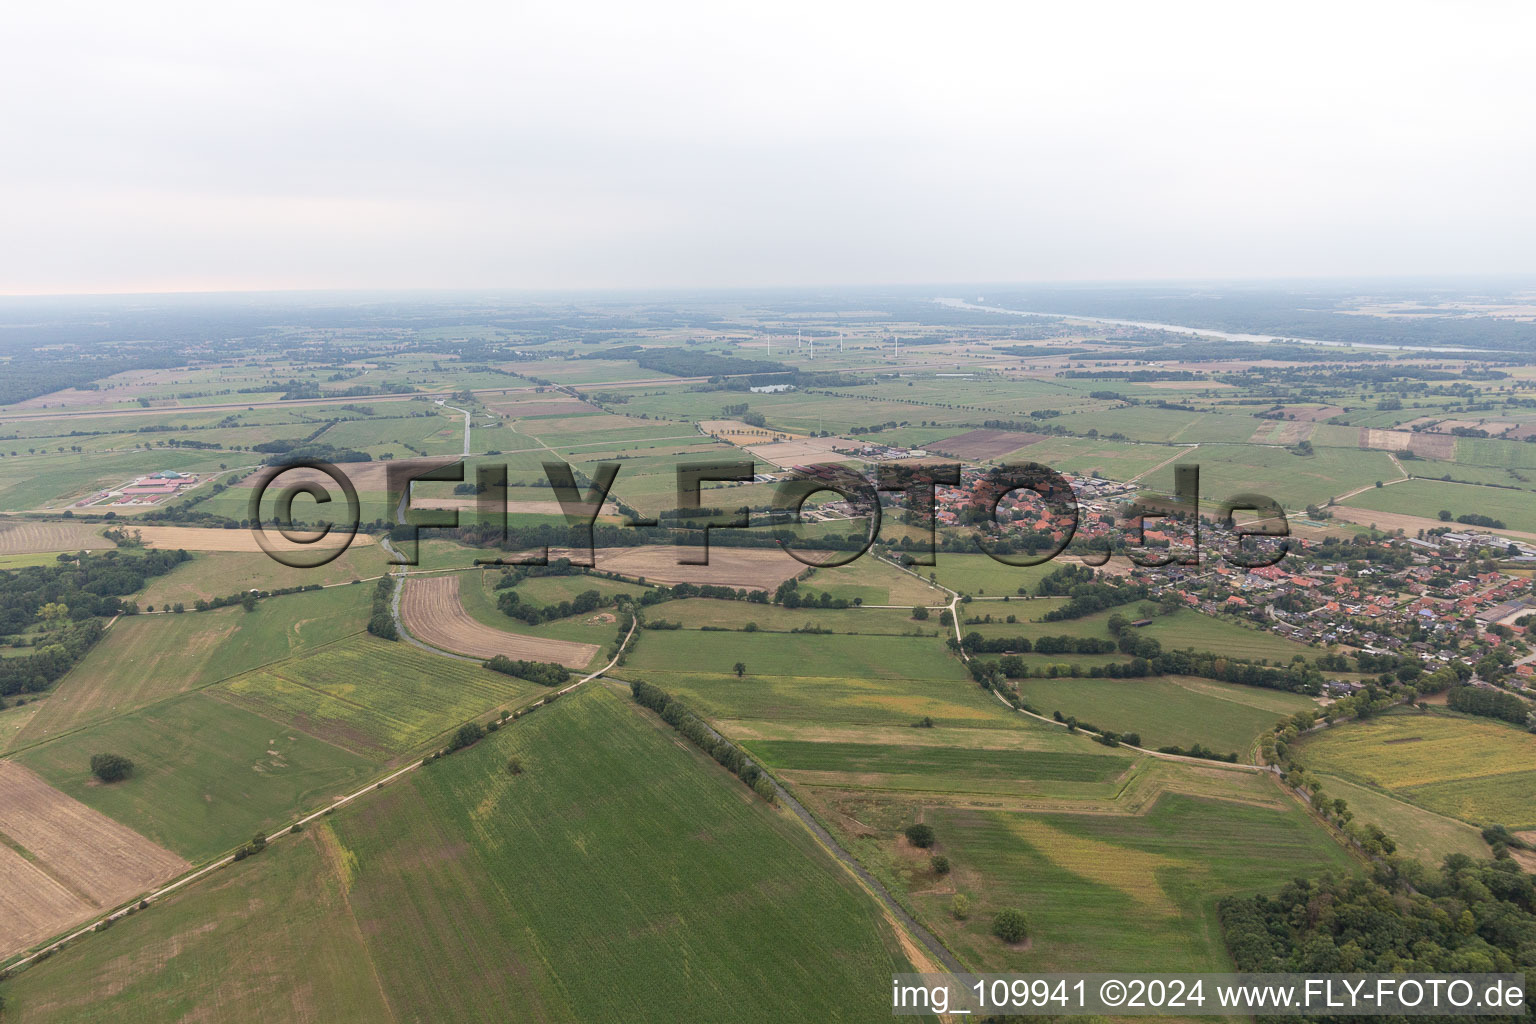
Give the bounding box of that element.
[933,297,1493,354]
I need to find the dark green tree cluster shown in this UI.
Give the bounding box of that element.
[367,577,397,640]
[89,753,134,783]
[630,680,771,800]
[1448,686,1535,728]
[1220,861,1536,985]
[483,656,571,688]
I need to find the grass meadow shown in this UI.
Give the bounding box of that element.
[13,585,371,746]
[1014,675,1311,754]
[16,691,375,861]
[215,636,547,758]
[1297,709,1536,828]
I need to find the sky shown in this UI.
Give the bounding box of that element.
[2,0,1534,294]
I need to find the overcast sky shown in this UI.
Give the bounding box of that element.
[2,1,1533,294]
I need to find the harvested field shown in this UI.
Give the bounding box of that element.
[1289,405,1345,422]
[698,419,799,444]
[132,524,377,553]
[0,843,93,959]
[1329,505,1536,542]
[575,545,806,589]
[0,520,107,555]
[928,428,1047,460]
[0,761,189,957]
[744,437,855,467]
[1249,420,1314,445]
[1359,427,1455,459]
[401,574,598,667]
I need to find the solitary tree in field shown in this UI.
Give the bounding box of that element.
[912,605,929,620]
[90,753,134,783]
[733,661,746,678]
[992,908,1029,944]
[904,823,935,848]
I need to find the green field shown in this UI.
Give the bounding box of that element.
[216,636,547,757]
[804,767,1355,975]
[1313,773,1490,865]
[0,685,927,1022]
[135,547,384,608]
[748,739,1128,782]
[795,557,945,605]
[928,554,1063,596]
[15,691,375,860]
[1015,675,1312,754]
[652,597,942,635]
[1342,477,1536,533]
[1297,709,1536,827]
[0,449,235,513]
[627,629,963,681]
[13,586,371,746]
[1142,443,1398,511]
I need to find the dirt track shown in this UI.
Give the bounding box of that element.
[0,761,189,958]
[400,575,598,668]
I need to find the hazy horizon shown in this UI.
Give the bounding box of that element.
[4,0,1534,295]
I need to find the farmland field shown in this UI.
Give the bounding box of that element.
[14,691,375,861]
[0,685,925,1021]
[13,586,371,746]
[913,789,1355,972]
[215,635,549,757]
[134,546,382,607]
[1311,773,1489,865]
[626,628,963,681]
[0,519,108,554]
[1340,477,1536,534]
[651,596,942,634]
[1296,709,1536,827]
[400,574,599,667]
[1014,675,1311,754]
[0,761,190,959]
[586,545,807,590]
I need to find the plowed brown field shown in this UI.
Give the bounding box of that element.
[401,575,598,668]
[0,761,189,957]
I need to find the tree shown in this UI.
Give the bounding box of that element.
[90,753,134,783]
[930,854,950,875]
[951,893,970,919]
[911,604,930,621]
[992,908,1029,944]
[904,823,935,848]
[448,721,485,751]
[733,661,746,678]
[1438,510,1453,521]
[938,609,953,627]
